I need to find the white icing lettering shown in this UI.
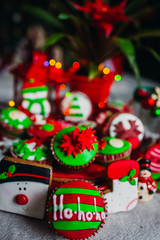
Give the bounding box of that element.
[94,197,101,221]
[77,197,86,221]
[64,208,73,219]
[53,195,57,221]
[52,195,105,222]
[59,194,64,220]
[86,211,93,221]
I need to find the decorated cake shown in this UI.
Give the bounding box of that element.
[104,112,144,149]
[60,91,92,123]
[96,137,132,165]
[51,126,98,171]
[11,137,52,164]
[0,107,33,136]
[47,180,107,239]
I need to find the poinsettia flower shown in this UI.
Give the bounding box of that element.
[60,127,97,158]
[73,0,132,36]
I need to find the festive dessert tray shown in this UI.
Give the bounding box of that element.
[0,64,160,240]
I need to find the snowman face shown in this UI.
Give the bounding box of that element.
[139,169,151,178]
[23,91,47,100]
[0,181,49,219]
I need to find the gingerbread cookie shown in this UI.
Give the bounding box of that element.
[0,157,52,219]
[47,180,107,240]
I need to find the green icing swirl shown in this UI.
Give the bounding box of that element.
[99,137,131,155]
[53,127,98,167]
[0,108,32,130]
[13,139,51,161]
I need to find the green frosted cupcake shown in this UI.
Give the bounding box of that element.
[51,126,98,171]
[96,137,132,165]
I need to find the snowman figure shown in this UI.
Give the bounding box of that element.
[0,157,52,219]
[138,158,157,202]
[104,159,140,213]
[21,78,51,124]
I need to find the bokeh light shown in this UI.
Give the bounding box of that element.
[8,100,15,107]
[98,101,105,108]
[49,59,56,66]
[115,74,121,81]
[103,67,110,75]
[60,84,66,90]
[66,92,71,97]
[98,63,104,72]
[55,62,62,69]
[44,61,49,67]
[73,62,80,69]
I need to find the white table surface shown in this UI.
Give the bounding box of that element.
[0,70,160,240]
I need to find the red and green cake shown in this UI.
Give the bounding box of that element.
[47,180,107,240]
[11,137,52,165]
[96,137,132,165]
[0,107,33,137]
[51,126,98,171]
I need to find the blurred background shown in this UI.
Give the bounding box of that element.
[0,0,160,81]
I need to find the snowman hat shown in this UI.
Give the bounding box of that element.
[0,159,51,185]
[21,78,48,94]
[138,158,151,172]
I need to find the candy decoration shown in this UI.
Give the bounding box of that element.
[47,180,107,240]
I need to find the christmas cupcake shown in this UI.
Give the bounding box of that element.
[103,112,144,149]
[51,126,98,171]
[0,107,33,137]
[60,91,92,123]
[21,78,51,123]
[47,180,107,240]
[11,137,52,165]
[96,137,132,165]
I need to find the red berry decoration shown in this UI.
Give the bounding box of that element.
[15,194,28,205]
[141,97,155,109]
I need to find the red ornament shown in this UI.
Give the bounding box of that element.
[60,127,97,158]
[15,194,28,205]
[141,97,156,109]
[137,88,148,98]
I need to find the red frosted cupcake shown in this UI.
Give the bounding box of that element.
[47,180,107,240]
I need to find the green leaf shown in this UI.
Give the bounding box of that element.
[115,38,141,86]
[88,63,98,81]
[43,33,65,50]
[129,169,136,177]
[58,13,70,20]
[140,46,160,63]
[8,165,15,174]
[129,178,136,186]
[0,172,8,180]
[120,176,129,182]
[130,30,160,40]
[22,5,63,29]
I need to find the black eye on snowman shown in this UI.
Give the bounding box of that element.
[24,187,26,191]
[19,187,22,191]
